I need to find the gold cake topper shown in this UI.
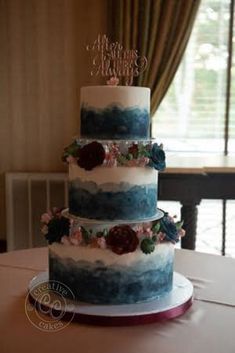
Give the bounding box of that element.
[86,34,148,86]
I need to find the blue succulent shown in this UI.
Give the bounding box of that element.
[160,214,179,243]
[148,143,166,171]
[46,217,70,244]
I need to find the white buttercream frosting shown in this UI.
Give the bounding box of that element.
[81,86,150,110]
[69,164,158,187]
[49,242,174,268]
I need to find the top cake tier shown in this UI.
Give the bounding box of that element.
[80,86,150,140]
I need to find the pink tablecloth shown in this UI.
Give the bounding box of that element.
[0,248,235,353]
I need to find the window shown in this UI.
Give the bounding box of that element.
[152,0,235,154]
[158,200,235,258]
[155,1,235,258]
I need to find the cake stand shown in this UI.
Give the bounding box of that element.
[27,271,193,326]
[61,207,165,224]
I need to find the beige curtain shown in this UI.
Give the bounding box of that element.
[109,0,201,115]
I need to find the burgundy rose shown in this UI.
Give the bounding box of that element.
[128,143,139,158]
[77,141,105,171]
[106,225,139,255]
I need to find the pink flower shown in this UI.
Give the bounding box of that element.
[138,157,150,167]
[41,213,52,224]
[126,158,150,167]
[141,222,153,237]
[66,155,77,164]
[61,235,72,245]
[157,232,166,242]
[110,143,120,157]
[97,237,107,249]
[70,229,83,246]
[143,222,151,228]
[178,228,186,238]
[168,215,176,222]
[126,159,139,167]
[104,152,117,167]
[135,225,144,238]
[70,238,80,246]
[107,76,119,86]
[41,224,48,235]
[134,223,153,238]
[143,226,153,238]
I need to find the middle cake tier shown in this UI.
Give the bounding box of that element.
[69,164,158,221]
[63,139,166,221]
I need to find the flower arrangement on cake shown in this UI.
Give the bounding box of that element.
[62,140,166,171]
[41,208,185,255]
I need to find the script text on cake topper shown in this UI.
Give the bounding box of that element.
[86,34,147,86]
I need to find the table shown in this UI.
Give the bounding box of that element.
[0,247,235,353]
[160,154,235,250]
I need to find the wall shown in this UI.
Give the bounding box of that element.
[0,0,108,240]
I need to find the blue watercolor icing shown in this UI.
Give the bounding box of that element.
[49,252,173,304]
[69,181,157,220]
[81,105,150,140]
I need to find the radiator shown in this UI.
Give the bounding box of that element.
[5,172,68,251]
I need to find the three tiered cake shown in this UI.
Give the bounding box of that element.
[41,85,184,304]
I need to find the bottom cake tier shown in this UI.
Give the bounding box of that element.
[48,242,174,304]
[40,207,185,305]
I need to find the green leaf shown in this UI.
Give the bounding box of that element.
[66,141,80,157]
[96,229,108,238]
[152,221,161,234]
[117,155,128,165]
[140,238,155,254]
[126,153,133,160]
[175,221,184,230]
[103,229,109,237]
[138,145,149,157]
[152,235,157,242]
[81,226,92,244]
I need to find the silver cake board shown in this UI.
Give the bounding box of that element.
[27,271,193,326]
[61,208,165,225]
